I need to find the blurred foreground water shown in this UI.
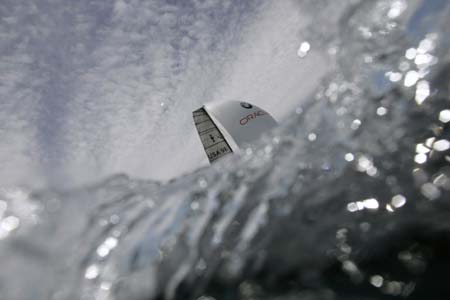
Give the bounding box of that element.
[1,0,450,299]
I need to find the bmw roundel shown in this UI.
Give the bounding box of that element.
[240,102,253,109]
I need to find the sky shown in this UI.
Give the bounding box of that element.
[0,0,329,188]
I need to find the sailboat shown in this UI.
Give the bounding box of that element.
[193,101,278,163]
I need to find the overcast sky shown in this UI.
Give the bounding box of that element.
[0,0,328,188]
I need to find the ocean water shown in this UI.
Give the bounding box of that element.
[0,0,450,299]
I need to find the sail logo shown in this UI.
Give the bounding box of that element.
[240,102,253,109]
[240,110,267,125]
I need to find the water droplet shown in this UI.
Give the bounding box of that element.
[1,216,20,232]
[364,55,373,63]
[405,48,417,60]
[387,71,402,82]
[97,245,110,257]
[415,80,430,105]
[421,183,441,200]
[418,36,436,53]
[342,260,359,273]
[264,145,273,155]
[307,133,317,141]
[109,214,120,224]
[376,106,388,116]
[362,198,379,210]
[358,26,372,39]
[190,201,200,211]
[433,173,450,189]
[85,264,99,280]
[414,153,427,164]
[370,275,384,287]
[387,0,406,19]
[347,202,359,212]
[384,280,404,296]
[195,258,207,271]
[438,110,450,123]
[198,178,208,189]
[399,61,410,72]
[97,237,118,257]
[416,143,430,154]
[425,137,435,148]
[391,194,406,208]
[386,203,395,212]
[351,119,362,130]
[366,166,378,177]
[433,139,450,151]
[404,70,419,87]
[105,237,118,248]
[100,281,112,291]
[297,41,310,58]
[345,153,354,162]
[357,155,373,172]
[414,53,434,65]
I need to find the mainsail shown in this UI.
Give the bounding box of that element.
[193,101,278,163]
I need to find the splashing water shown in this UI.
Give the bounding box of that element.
[1,0,450,299]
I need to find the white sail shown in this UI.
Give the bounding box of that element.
[193,101,277,163]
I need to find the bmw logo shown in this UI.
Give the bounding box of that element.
[240,102,253,109]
